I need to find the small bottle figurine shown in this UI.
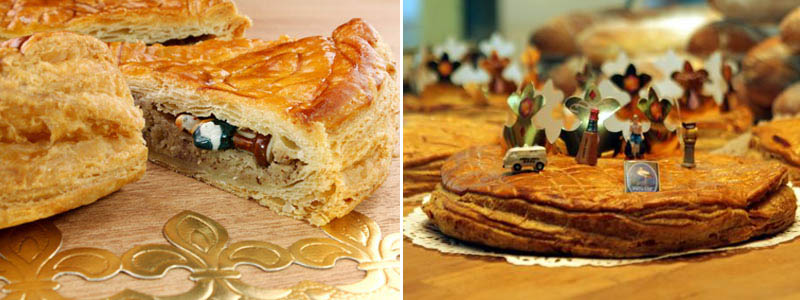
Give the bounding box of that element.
[628,115,644,159]
[682,122,698,168]
[576,108,600,165]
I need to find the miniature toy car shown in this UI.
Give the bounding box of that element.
[503,145,547,172]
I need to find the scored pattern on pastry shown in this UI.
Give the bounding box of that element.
[426,145,795,258]
[111,18,395,126]
[0,210,400,299]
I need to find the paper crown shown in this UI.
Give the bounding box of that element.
[502,50,738,158]
[415,34,541,95]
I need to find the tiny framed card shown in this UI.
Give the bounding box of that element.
[624,160,660,192]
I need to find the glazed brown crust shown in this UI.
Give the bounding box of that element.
[111,18,395,129]
[0,0,251,43]
[752,118,800,167]
[403,110,505,197]
[442,145,787,212]
[425,184,795,258]
[403,111,504,168]
[424,145,795,257]
[114,19,399,225]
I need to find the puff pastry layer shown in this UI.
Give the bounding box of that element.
[112,19,399,225]
[0,0,250,44]
[0,32,147,229]
[424,145,795,258]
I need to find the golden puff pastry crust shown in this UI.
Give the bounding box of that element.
[752,118,800,167]
[0,32,147,229]
[751,118,800,184]
[403,110,505,197]
[423,145,795,258]
[112,19,399,225]
[0,0,250,44]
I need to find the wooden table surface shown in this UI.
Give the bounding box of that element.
[403,203,800,299]
[0,1,401,299]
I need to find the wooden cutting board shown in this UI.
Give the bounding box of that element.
[0,1,401,298]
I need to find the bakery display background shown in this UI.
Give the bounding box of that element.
[0,0,401,298]
[403,0,800,299]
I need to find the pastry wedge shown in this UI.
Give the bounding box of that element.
[0,32,147,229]
[111,19,399,225]
[751,118,800,183]
[0,0,251,44]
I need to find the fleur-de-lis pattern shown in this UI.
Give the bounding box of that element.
[610,64,652,97]
[428,37,469,84]
[672,61,710,111]
[0,210,400,300]
[702,52,731,107]
[0,222,121,300]
[532,80,580,144]
[503,84,545,147]
[564,83,623,125]
[638,88,674,126]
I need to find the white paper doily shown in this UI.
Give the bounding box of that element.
[404,187,800,267]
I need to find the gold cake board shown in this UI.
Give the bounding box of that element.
[0,161,400,299]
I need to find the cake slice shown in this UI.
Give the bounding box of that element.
[0,0,251,44]
[110,19,399,225]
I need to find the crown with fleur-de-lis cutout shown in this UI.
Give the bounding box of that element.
[503,83,545,147]
[638,87,673,124]
[565,84,622,126]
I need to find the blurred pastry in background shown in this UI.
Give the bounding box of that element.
[773,83,800,118]
[530,11,598,60]
[687,21,765,58]
[751,118,800,184]
[577,7,719,65]
[738,37,800,120]
[710,0,798,23]
[403,110,505,197]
